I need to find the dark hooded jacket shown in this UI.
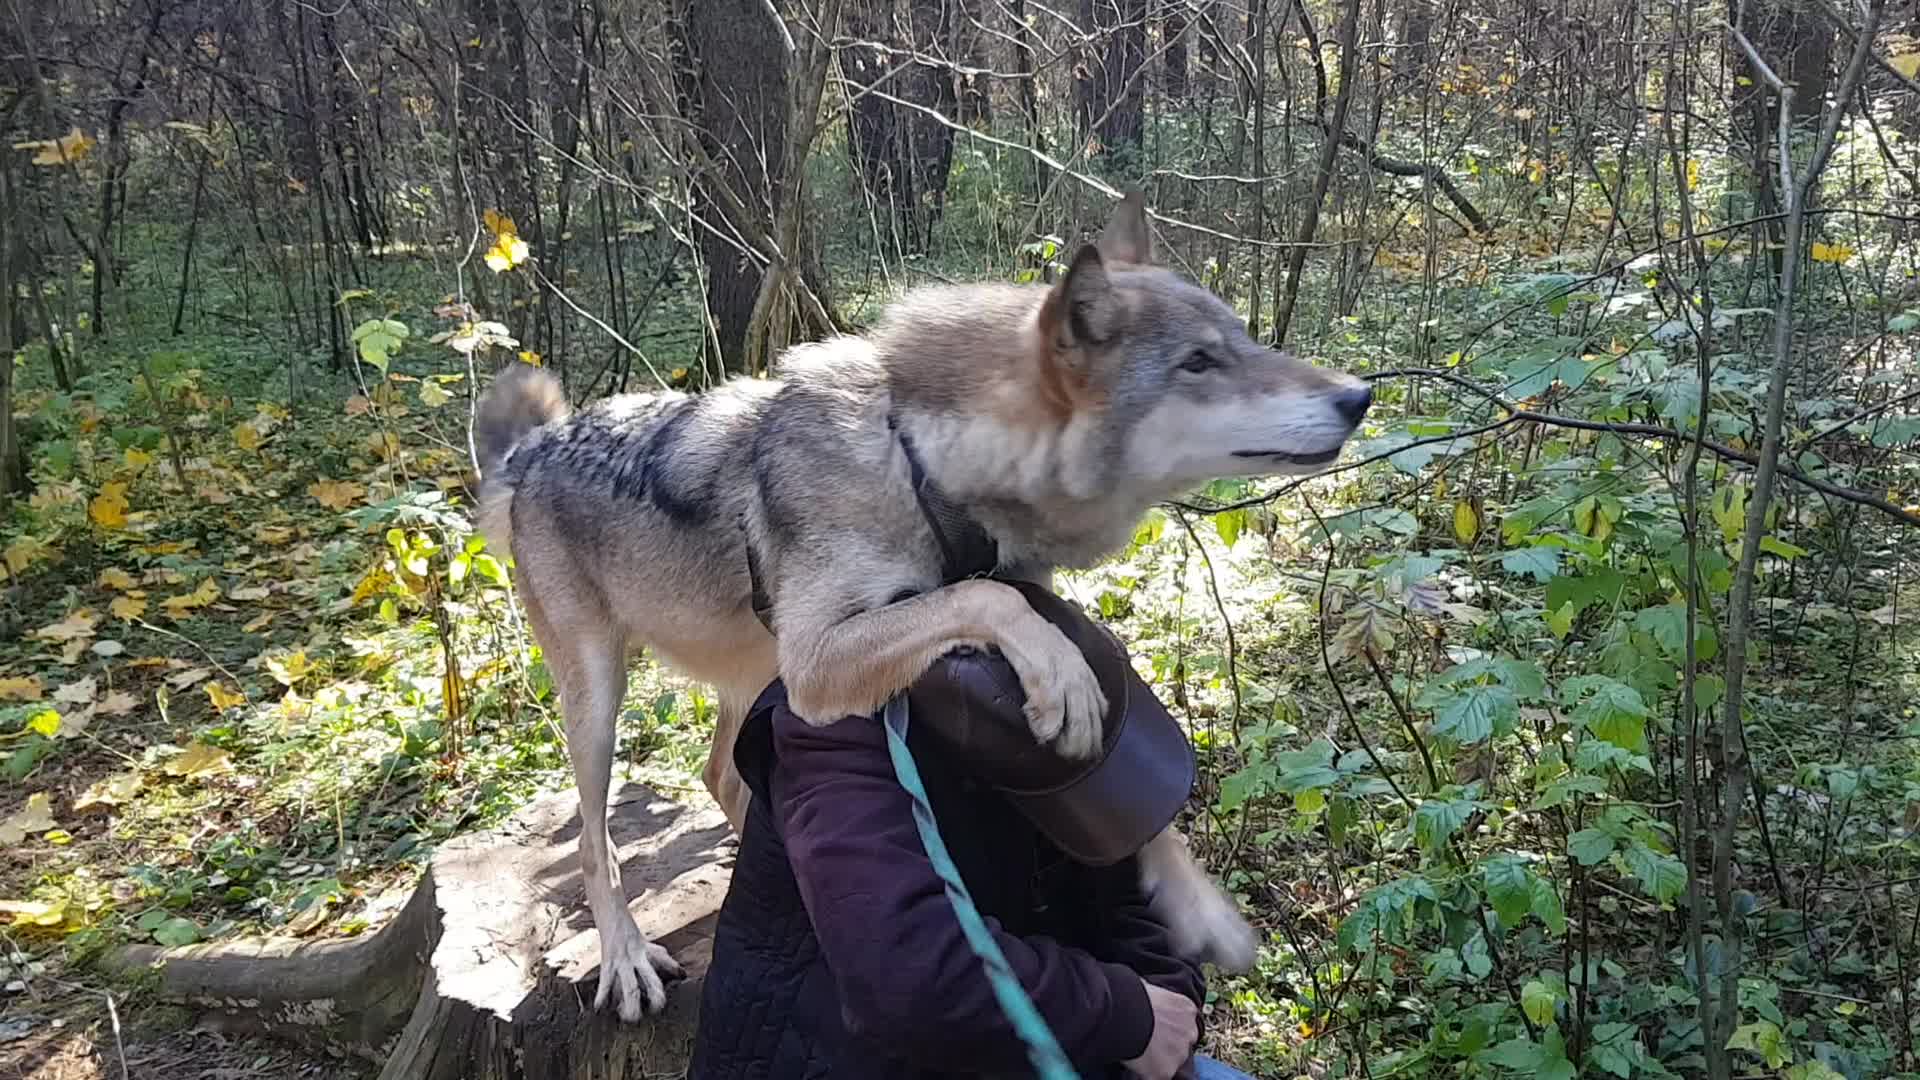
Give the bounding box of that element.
[687,681,1206,1079]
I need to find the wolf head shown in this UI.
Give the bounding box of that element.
[1033,191,1372,495]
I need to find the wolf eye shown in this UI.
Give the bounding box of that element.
[1180,349,1219,374]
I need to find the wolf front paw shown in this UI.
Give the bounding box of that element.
[1005,616,1109,761]
[592,917,685,1022]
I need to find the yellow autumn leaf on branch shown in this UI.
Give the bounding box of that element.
[1810,242,1854,264]
[484,233,530,273]
[15,126,94,166]
[90,482,130,530]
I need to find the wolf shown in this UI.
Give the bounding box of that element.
[471,191,1373,1023]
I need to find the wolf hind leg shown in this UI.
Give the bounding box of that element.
[528,593,682,1021]
[703,687,756,834]
[1138,826,1259,974]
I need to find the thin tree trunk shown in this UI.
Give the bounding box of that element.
[1713,5,1883,1064]
[1272,0,1361,345]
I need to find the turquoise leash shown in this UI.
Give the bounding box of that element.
[882,694,1082,1080]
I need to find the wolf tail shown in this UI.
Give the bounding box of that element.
[472,365,569,559]
[474,364,569,481]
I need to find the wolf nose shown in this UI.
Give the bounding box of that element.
[1332,384,1373,425]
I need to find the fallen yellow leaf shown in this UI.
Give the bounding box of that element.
[233,420,263,451]
[1893,51,1919,80]
[110,593,148,621]
[35,610,99,643]
[242,611,279,634]
[0,898,68,927]
[164,742,233,778]
[228,585,271,601]
[0,676,43,702]
[309,479,367,511]
[204,683,246,711]
[98,567,138,590]
[0,793,58,845]
[74,771,143,812]
[89,482,130,530]
[160,578,221,616]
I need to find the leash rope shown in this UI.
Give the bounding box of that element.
[882,695,1082,1080]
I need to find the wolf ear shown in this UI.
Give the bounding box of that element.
[1096,188,1153,266]
[1044,244,1123,350]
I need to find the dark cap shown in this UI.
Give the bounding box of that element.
[905,581,1195,866]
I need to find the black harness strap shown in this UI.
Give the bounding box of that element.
[745,414,999,635]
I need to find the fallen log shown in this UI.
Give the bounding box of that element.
[105,782,734,1078]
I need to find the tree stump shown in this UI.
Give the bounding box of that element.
[106,782,734,1079]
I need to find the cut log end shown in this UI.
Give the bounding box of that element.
[106,782,735,1080]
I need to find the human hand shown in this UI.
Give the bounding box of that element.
[1123,980,1198,1079]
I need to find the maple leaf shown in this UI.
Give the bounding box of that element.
[483,207,517,237]
[484,234,530,273]
[53,676,97,707]
[205,683,247,711]
[123,447,156,473]
[164,742,233,778]
[96,690,140,716]
[0,793,58,845]
[99,567,138,590]
[160,578,221,616]
[1810,242,1855,264]
[309,479,367,511]
[0,676,44,702]
[90,482,130,530]
[233,420,264,451]
[75,771,143,812]
[35,610,99,643]
[110,593,148,621]
[420,381,451,408]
